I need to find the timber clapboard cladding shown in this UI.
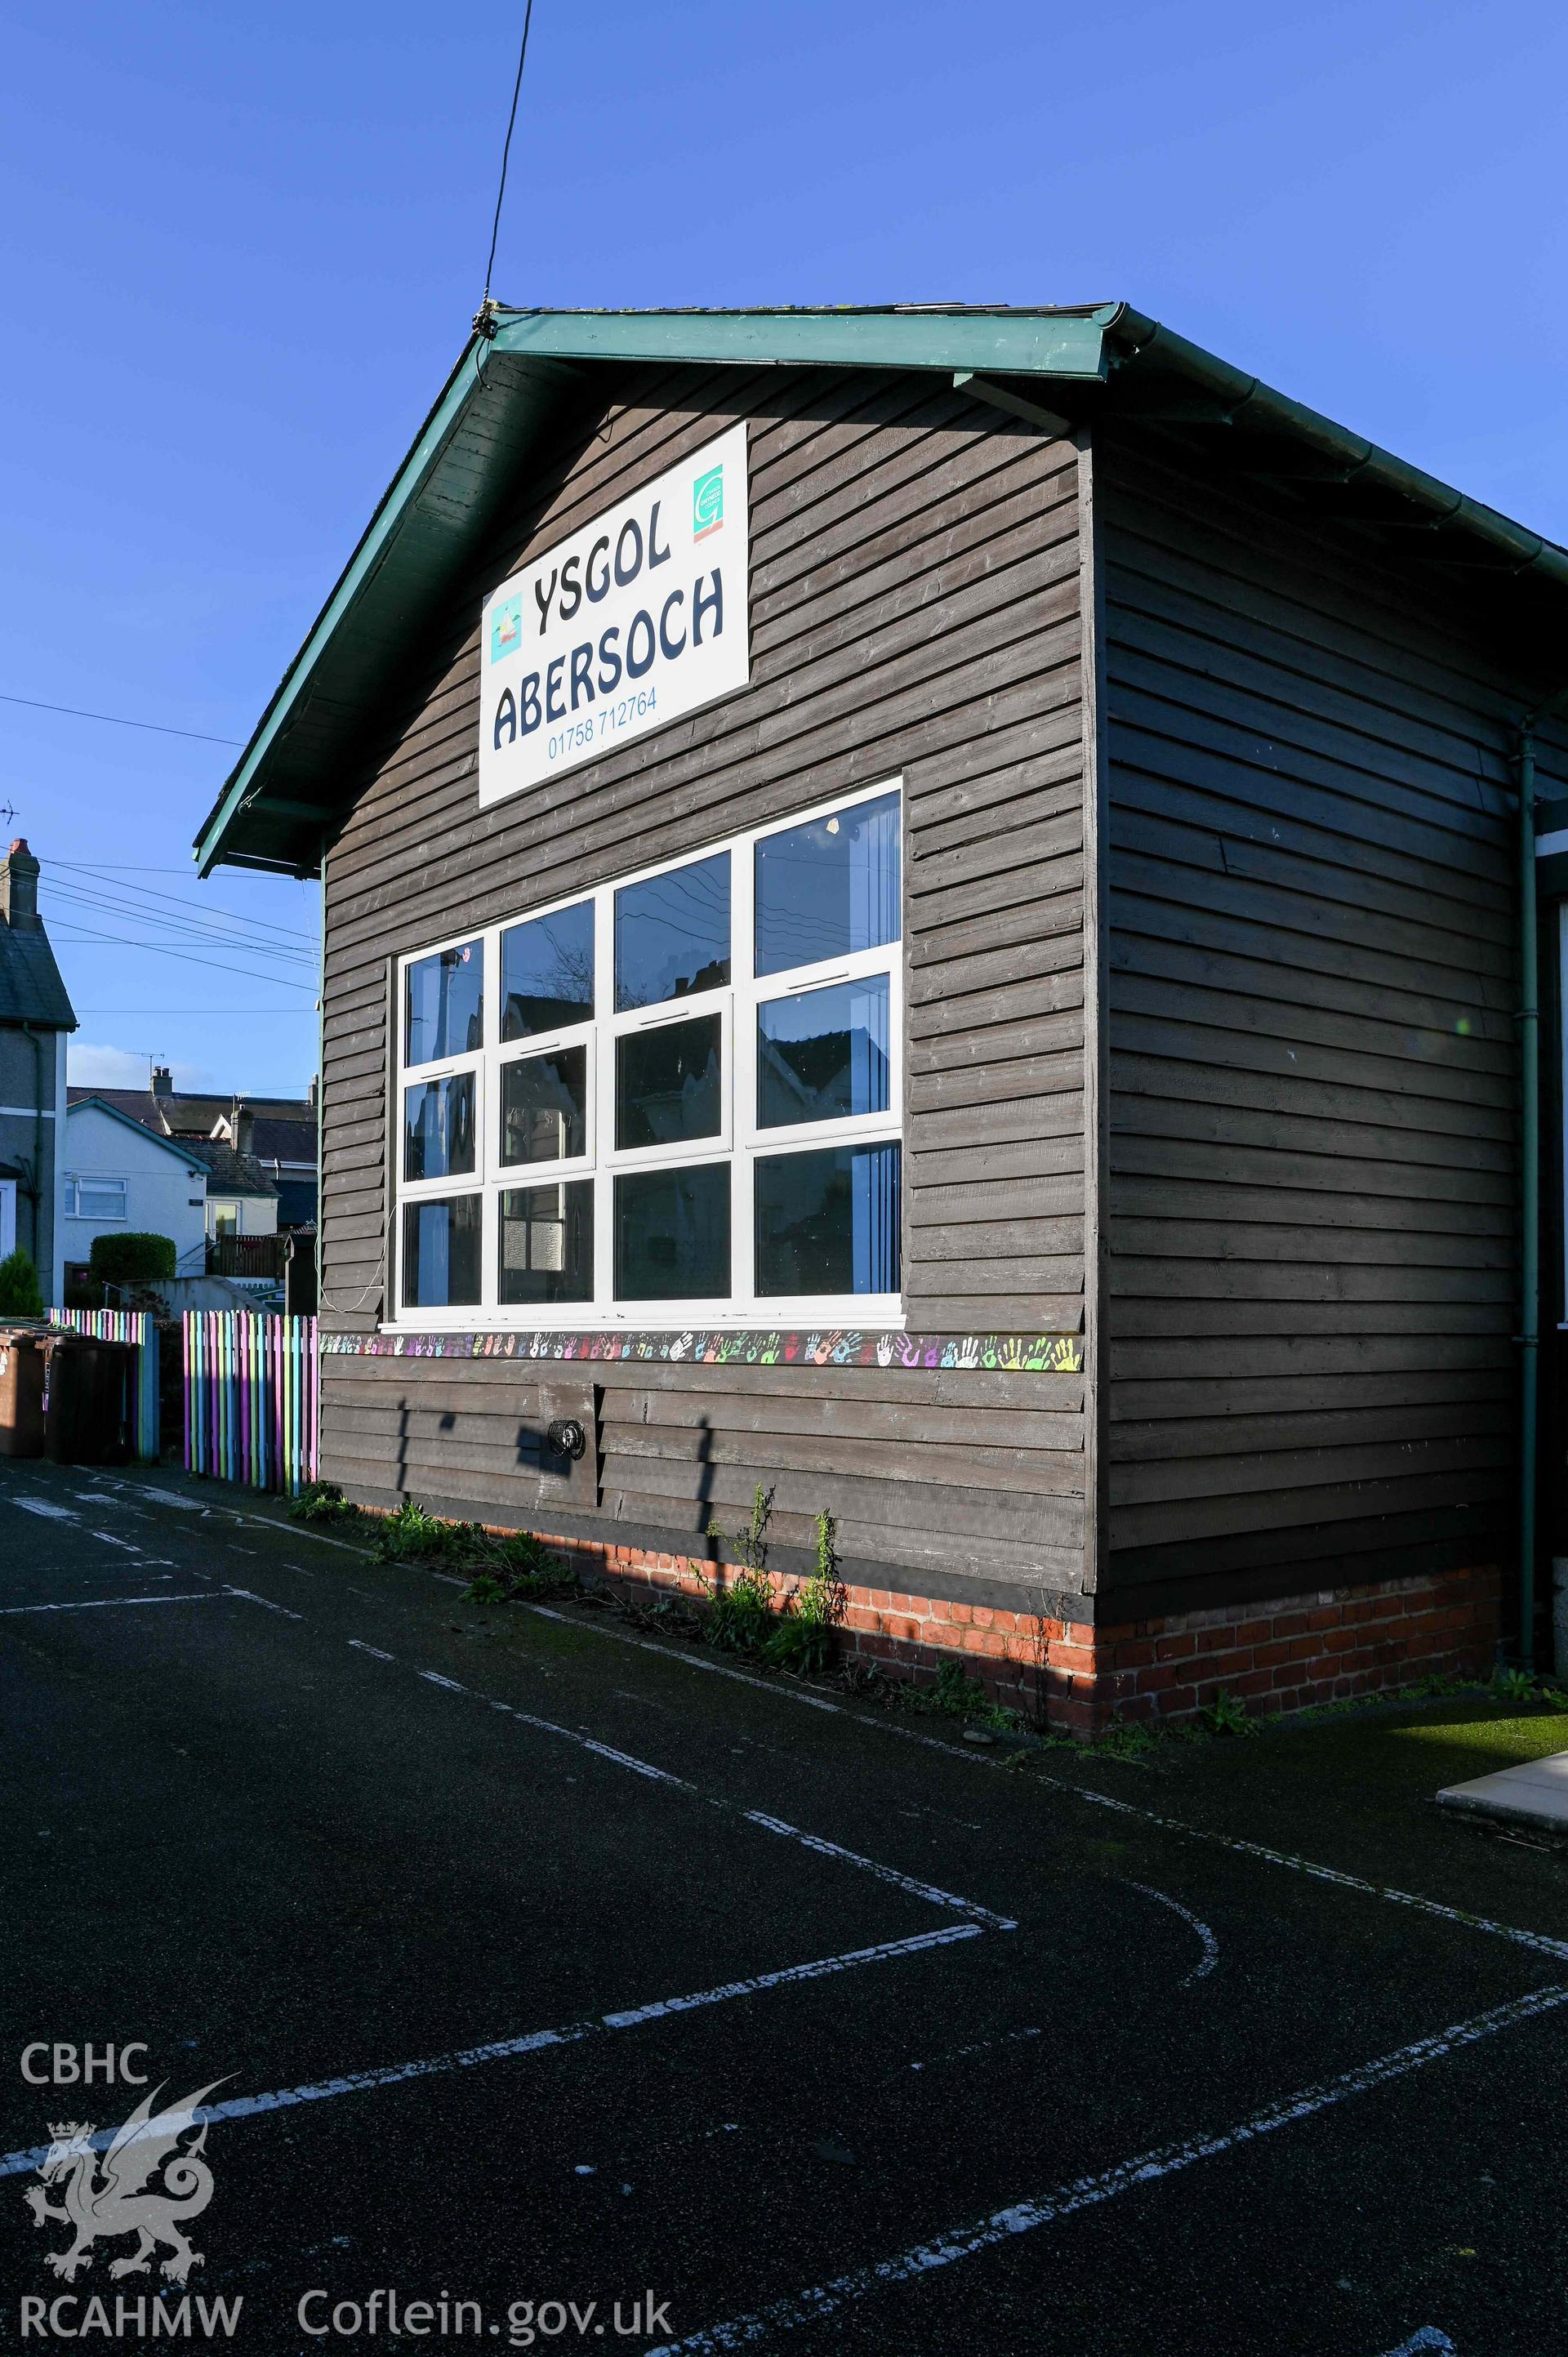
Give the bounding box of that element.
[199,309,1568,1655]
[1095,434,1567,1624]
[318,368,1092,1606]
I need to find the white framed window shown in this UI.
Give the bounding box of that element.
[63,1175,127,1222]
[389,779,905,1328]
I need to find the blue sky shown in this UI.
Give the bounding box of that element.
[3,0,1566,1095]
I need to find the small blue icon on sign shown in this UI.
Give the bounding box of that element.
[490,595,523,662]
[693,465,724,541]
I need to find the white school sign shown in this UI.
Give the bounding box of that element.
[479,423,750,809]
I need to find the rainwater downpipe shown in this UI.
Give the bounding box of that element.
[316,842,325,1324]
[1515,692,1568,1671]
[19,1020,47,1277]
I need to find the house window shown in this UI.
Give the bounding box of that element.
[63,1175,128,1221]
[392,782,904,1324]
[212,1201,241,1237]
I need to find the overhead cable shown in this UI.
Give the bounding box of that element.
[0,689,242,745]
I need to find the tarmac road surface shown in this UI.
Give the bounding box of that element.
[2,1458,1566,2354]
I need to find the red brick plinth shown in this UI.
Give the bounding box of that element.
[498,1526,1502,1738]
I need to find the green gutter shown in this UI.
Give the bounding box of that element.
[488,305,1116,381]
[1107,306,1568,595]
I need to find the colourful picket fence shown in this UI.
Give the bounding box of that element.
[48,1308,160,1462]
[184,1312,318,1494]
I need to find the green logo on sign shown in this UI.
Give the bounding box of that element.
[693,464,724,541]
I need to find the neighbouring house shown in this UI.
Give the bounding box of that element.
[61,1097,210,1277]
[0,838,76,1296]
[168,1137,282,1294]
[194,303,1568,1724]
[209,1096,318,1228]
[67,1067,318,1231]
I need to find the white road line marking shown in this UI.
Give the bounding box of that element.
[742,1812,1016,1931]
[432,1673,693,1787]
[71,1486,1561,1967]
[222,1586,305,1620]
[88,1530,142,1553]
[87,1473,377,1557]
[650,1983,1568,2354]
[0,1925,977,2182]
[527,1602,840,1709]
[1067,1784,1568,1967]
[348,1638,395,1662]
[908,2025,1040,2073]
[0,1593,220,1615]
[382,1658,1008,1921]
[8,1497,78,1521]
[601,1927,978,2025]
[525,1599,1568,1968]
[87,1477,207,1512]
[71,1490,147,1516]
[1122,1879,1220,1986]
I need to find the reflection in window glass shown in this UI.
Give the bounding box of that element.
[757,975,890,1129]
[615,853,730,1009]
[405,941,483,1065]
[614,1164,730,1300]
[501,902,595,1041]
[501,1047,588,1166]
[402,1195,482,1308]
[755,1143,901,1296]
[616,1015,722,1151]
[403,1073,476,1181]
[499,1182,594,1304]
[755,791,901,978]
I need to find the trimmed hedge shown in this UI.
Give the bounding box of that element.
[88,1232,176,1285]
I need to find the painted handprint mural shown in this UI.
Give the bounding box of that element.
[323,1328,1084,1372]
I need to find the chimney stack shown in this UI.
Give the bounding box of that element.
[1,839,40,929]
[308,1074,319,1113]
[230,1098,255,1157]
[151,1064,173,1098]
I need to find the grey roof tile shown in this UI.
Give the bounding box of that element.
[0,922,75,1029]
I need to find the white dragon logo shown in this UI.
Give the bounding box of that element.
[24,2080,226,2285]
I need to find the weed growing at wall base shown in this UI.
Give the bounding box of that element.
[345,1497,577,1600]
[764,1510,846,1675]
[901,1659,1026,1733]
[288,1481,358,1526]
[703,1483,777,1652]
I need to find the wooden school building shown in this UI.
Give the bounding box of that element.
[196,305,1568,1727]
